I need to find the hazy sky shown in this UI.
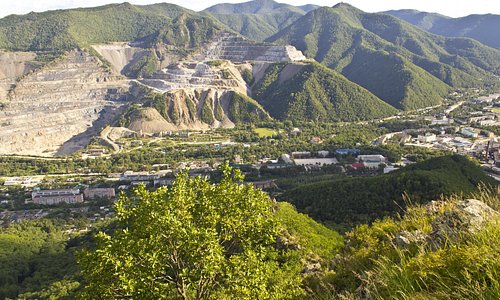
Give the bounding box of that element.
[0,0,499,18]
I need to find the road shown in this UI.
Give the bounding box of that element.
[100,126,122,153]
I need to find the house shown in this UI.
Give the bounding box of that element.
[32,189,83,205]
[83,188,115,200]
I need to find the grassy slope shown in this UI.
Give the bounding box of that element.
[252,62,398,121]
[280,155,497,225]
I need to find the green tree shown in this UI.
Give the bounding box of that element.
[78,164,303,299]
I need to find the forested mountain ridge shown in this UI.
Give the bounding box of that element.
[202,0,319,41]
[0,2,223,51]
[268,3,500,110]
[251,61,398,121]
[203,0,318,15]
[385,9,500,49]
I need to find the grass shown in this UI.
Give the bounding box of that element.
[254,127,276,138]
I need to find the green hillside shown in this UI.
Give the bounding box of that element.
[203,0,319,41]
[0,3,222,51]
[268,4,500,110]
[280,155,497,225]
[252,61,398,121]
[203,0,317,15]
[226,91,271,123]
[385,9,500,49]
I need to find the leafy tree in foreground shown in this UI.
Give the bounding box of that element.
[78,164,303,299]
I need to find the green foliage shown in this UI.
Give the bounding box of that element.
[0,3,220,52]
[201,98,215,124]
[281,155,497,226]
[203,0,318,41]
[214,100,224,122]
[329,187,500,299]
[78,165,304,299]
[0,219,81,299]
[123,49,159,78]
[275,202,343,261]
[227,91,270,124]
[253,62,398,121]
[205,60,225,67]
[386,9,500,50]
[268,5,500,110]
[240,68,254,85]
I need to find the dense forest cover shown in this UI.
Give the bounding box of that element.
[202,0,319,41]
[281,155,497,226]
[268,4,500,109]
[252,62,398,121]
[0,3,221,51]
[385,9,500,49]
[0,219,85,299]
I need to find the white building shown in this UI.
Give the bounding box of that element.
[294,158,338,166]
[358,155,386,168]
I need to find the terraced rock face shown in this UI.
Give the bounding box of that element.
[201,33,306,62]
[0,50,130,156]
[0,52,40,101]
[141,60,248,94]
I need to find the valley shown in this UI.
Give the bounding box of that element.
[0,1,499,299]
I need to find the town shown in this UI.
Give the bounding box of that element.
[1,90,500,223]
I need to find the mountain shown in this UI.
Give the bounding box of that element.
[385,9,500,49]
[203,0,317,15]
[203,0,319,41]
[252,61,398,121]
[0,2,222,51]
[280,154,497,225]
[268,4,500,110]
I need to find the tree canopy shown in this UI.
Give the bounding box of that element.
[78,164,304,299]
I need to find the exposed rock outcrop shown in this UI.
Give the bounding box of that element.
[392,199,500,249]
[0,50,130,156]
[200,33,306,62]
[0,52,40,101]
[141,60,248,94]
[92,43,150,75]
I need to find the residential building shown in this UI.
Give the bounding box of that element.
[83,188,115,200]
[32,189,83,205]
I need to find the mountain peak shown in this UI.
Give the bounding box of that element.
[331,2,364,15]
[204,0,281,14]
